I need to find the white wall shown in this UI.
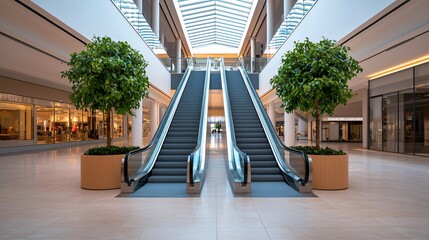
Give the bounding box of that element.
[32,0,171,95]
[259,0,395,95]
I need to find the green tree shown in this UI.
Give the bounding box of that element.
[270,38,362,148]
[61,36,149,147]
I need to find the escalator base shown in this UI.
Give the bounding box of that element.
[117,183,199,198]
[235,182,316,198]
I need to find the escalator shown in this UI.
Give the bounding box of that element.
[221,58,312,194]
[121,59,210,195]
[226,70,284,182]
[148,71,205,183]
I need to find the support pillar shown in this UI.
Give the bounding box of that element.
[266,0,274,44]
[297,117,306,140]
[250,37,256,73]
[284,111,295,146]
[161,32,165,46]
[268,102,276,128]
[362,86,368,148]
[150,100,159,138]
[131,99,143,147]
[284,0,297,19]
[152,0,160,39]
[307,114,313,143]
[176,39,182,73]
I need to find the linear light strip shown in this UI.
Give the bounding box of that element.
[368,55,429,80]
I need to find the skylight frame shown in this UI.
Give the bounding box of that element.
[177,0,254,50]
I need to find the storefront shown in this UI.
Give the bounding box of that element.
[368,62,429,156]
[0,92,126,148]
[321,117,363,142]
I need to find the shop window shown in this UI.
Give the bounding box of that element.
[70,106,83,141]
[35,99,54,144]
[54,102,70,143]
[113,113,123,138]
[0,98,33,144]
[369,96,383,151]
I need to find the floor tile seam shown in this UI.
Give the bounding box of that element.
[249,196,272,239]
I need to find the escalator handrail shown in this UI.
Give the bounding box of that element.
[220,57,250,185]
[238,59,311,185]
[123,60,194,185]
[188,57,211,186]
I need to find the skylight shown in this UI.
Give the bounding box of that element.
[177,0,254,50]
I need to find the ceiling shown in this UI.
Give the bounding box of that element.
[176,0,254,50]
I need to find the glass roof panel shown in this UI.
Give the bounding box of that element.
[177,0,254,50]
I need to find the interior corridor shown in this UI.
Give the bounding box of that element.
[0,135,429,239]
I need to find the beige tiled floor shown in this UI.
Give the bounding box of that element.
[1,135,429,239]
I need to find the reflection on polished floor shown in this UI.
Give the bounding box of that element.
[0,134,429,239]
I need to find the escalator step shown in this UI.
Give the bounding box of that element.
[148,175,187,183]
[249,155,276,161]
[236,138,268,144]
[166,132,198,137]
[251,167,281,174]
[232,123,261,128]
[161,143,196,149]
[235,132,266,138]
[251,161,278,167]
[244,149,273,155]
[151,168,187,175]
[158,149,194,155]
[155,162,187,168]
[237,143,271,149]
[157,155,189,162]
[252,175,284,182]
[168,128,198,133]
[234,127,264,133]
[163,138,196,144]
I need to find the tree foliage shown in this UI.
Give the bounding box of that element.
[61,36,149,146]
[270,38,362,147]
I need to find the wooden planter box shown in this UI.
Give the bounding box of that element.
[80,154,124,190]
[310,154,348,190]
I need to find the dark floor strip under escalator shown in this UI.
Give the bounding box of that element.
[126,71,205,197]
[226,70,314,197]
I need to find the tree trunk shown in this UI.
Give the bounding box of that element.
[315,98,320,148]
[106,110,112,147]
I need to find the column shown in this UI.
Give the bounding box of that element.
[133,0,142,13]
[131,99,143,147]
[268,102,276,128]
[176,38,182,73]
[123,115,128,141]
[160,32,165,46]
[297,117,306,140]
[284,0,297,20]
[152,0,160,39]
[284,111,295,146]
[362,86,368,148]
[150,100,159,138]
[250,37,256,73]
[266,0,274,44]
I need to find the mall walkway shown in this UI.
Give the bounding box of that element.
[0,135,429,239]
